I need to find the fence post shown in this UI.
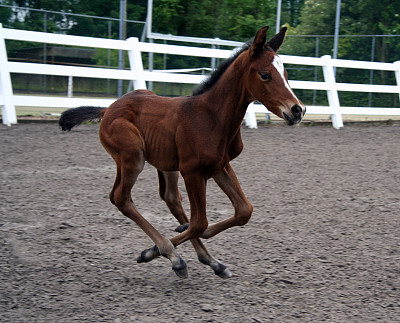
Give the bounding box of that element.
[321,55,343,129]
[394,61,400,103]
[67,76,73,98]
[0,24,17,126]
[244,103,258,128]
[126,37,147,90]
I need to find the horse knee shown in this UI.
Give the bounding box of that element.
[235,202,253,226]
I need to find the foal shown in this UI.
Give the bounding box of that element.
[59,26,305,278]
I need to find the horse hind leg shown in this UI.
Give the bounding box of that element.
[138,170,232,278]
[101,123,188,278]
[108,163,121,206]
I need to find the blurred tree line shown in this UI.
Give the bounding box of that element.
[1,0,399,106]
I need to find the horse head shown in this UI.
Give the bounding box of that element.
[246,26,306,125]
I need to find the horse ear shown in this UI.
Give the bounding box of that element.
[250,26,269,57]
[267,27,287,52]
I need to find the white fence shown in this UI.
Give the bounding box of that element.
[1,24,400,128]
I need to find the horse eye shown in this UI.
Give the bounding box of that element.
[259,73,272,81]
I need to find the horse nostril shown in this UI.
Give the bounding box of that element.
[291,105,302,117]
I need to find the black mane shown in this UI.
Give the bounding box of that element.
[192,42,251,96]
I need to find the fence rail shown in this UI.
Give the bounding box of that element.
[1,25,400,128]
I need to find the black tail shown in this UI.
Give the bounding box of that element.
[59,106,106,131]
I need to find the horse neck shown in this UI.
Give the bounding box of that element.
[200,55,252,135]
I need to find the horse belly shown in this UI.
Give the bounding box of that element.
[144,136,180,171]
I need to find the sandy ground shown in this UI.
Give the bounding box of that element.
[1,122,399,322]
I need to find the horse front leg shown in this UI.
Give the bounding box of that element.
[201,163,253,239]
[169,172,209,245]
[138,170,232,278]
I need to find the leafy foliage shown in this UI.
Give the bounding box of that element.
[152,0,275,41]
[282,0,400,107]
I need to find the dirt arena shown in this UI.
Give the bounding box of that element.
[1,121,399,322]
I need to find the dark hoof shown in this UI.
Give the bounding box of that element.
[137,245,159,263]
[213,263,232,279]
[216,266,232,279]
[172,258,188,279]
[199,257,232,279]
[175,223,189,233]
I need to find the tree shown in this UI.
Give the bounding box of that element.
[7,0,75,32]
[344,0,400,63]
[0,0,13,28]
[282,0,337,57]
[67,0,147,38]
[284,0,400,62]
[281,0,305,27]
[152,0,276,42]
[284,0,400,107]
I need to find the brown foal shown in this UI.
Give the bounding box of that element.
[59,26,305,278]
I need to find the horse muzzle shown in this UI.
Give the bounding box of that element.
[283,104,306,126]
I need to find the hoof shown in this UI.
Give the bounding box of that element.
[137,245,159,263]
[199,257,232,279]
[214,263,232,279]
[216,267,232,279]
[172,258,188,279]
[175,223,189,233]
